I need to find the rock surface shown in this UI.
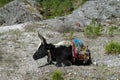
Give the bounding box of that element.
[69,0,120,26]
[42,0,120,32]
[0,0,120,32]
[0,0,42,26]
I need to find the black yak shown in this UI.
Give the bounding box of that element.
[33,32,92,67]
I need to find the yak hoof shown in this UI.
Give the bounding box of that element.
[56,63,62,67]
[64,61,72,66]
[48,61,54,64]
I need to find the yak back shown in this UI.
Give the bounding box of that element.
[50,45,73,61]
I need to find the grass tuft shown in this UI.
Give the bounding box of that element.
[105,41,120,54]
[84,19,103,38]
[50,69,64,80]
[107,25,116,37]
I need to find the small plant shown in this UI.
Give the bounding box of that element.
[50,69,64,80]
[84,19,103,38]
[63,31,74,40]
[105,41,120,54]
[107,25,116,37]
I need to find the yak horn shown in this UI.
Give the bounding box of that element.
[38,32,47,44]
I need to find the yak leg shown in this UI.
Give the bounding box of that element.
[56,57,63,67]
[56,56,72,67]
[63,60,72,66]
[47,57,53,64]
[47,50,53,64]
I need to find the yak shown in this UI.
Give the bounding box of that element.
[33,32,92,67]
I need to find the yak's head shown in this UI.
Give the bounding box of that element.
[33,32,54,60]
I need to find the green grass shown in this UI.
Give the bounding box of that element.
[0,0,13,7]
[84,19,103,38]
[36,0,87,19]
[105,41,120,54]
[107,25,117,37]
[84,19,119,38]
[0,0,87,18]
[50,69,64,80]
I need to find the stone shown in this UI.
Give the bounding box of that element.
[0,0,42,26]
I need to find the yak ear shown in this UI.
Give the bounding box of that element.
[38,32,47,45]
